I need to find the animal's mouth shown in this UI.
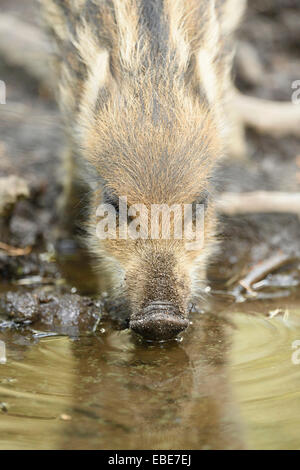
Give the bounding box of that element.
[129,301,189,341]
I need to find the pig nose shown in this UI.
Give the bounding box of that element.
[130,302,189,341]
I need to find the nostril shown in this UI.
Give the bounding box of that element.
[142,301,179,316]
[130,303,189,341]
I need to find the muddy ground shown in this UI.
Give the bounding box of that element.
[0,0,300,331]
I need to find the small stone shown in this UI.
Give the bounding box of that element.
[59,413,72,421]
[0,175,30,216]
[0,402,8,413]
[175,336,183,343]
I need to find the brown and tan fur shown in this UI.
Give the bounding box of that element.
[39,0,246,339]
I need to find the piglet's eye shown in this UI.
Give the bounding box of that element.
[102,188,120,213]
[193,190,209,210]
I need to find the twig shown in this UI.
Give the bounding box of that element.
[217,191,300,216]
[0,241,32,257]
[0,13,51,87]
[233,91,300,137]
[239,251,296,294]
[0,102,59,126]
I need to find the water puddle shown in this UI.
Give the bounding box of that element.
[0,294,299,449]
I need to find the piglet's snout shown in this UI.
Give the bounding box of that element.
[130,301,189,341]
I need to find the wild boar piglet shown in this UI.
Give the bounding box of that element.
[40,0,246,340]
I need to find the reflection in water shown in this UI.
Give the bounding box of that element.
[0,312,244,449]
[0,297,300,449]
[63,314,243,450]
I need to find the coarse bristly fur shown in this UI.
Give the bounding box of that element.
[39,0,247,339]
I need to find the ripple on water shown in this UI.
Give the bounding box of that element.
[0,336,76,449]
[230,309,300,450]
